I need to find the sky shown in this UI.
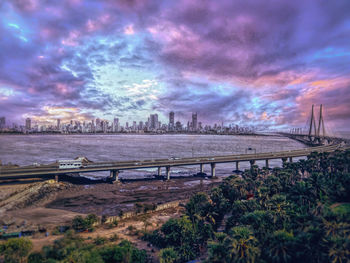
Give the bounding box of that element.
[0,0,350,131]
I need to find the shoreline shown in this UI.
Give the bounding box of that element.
[0,132,274,137]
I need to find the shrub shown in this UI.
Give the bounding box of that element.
[159,247,179,263]
[0,238,33,263]
[94,236,108,245]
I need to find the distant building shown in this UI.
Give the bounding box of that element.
[57,119,61,130]
[113,117,119,132]
[0,117,5,129]
[175,121,182,131]
[150,114,158,129]
[169,111,174,130]
[192,112,197,131]
[102,121,107,133]
[25,118,31,130]
[139,121,144,130]
[198,122,202,130]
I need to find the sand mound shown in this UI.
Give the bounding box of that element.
[0,180,71,214]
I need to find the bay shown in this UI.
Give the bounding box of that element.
[0,134,307,178]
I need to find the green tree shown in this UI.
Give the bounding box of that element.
[0,238,33,263]
[239,210,274,241]
[228,226,260,263]
[62,249,104,263]
[85,214,99,227]
[161,216,198,261]
[159,247,179,263]
[219,175,248,203]
[328,236,350,263]
[265,230,297,263]
[185,192,211,223]
[27,252,45,263]
[206,233,230,263]
[72,215,86,232]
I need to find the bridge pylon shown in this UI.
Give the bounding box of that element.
[317,104,326,137]
[307,104,327,142]
[308,104,317,137]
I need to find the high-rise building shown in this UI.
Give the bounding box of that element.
[57,119,61,130]
[192,112,197,131]
[169,111,174,129]
[113,117,119,132]
[175,121,182,131]
[0,117,5,129]
[25,118,31,130]
[102,121,107,133]
[150,114,158,129]
[198,122,202,130]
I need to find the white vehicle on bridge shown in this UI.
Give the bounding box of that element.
[58,159,83,169]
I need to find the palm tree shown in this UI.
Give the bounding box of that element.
[206,233,230,263]
[323,220,350,238]
[298,159,307,177]
[228,226,260,263]
[328,237,350,263]
[265,230,296,263]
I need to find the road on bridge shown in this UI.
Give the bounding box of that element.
[0,143,346,180]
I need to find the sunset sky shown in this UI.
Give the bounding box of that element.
[0,0,349,131]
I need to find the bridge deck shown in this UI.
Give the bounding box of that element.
[0,143,347,180]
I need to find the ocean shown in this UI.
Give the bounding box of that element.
[0,134,308,178]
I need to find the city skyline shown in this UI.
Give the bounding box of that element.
[0,1,350,131]
[0,110,256,134]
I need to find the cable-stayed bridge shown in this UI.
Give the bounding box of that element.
[0,104,349,184]
[285,104,341,146]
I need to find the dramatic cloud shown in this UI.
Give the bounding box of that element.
[0,0,349,130]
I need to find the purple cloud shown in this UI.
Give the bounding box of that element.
[0,0,349,130]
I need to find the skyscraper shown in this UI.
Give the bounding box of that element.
[139,121,144,130]
[169,111,174,129]
[0,117,5,129]
[150,114,158,129]
[192,112,198,131]
[25,118,31,130]
[113,117,119,132]
[57,119,61,130]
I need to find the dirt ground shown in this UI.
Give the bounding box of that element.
[29,207,184,262]
[0,177,221,262]
[0,176,222,230]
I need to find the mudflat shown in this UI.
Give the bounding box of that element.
[0,177,222,230]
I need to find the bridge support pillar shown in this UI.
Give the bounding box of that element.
[200,164,204,173]
[289,157,293,163]
[211,163,216,178]
[236,162,240,171]
[250,160,256,168]
[110,170,119,183]
[265,159,269,169]
[166,166,170,180]
[281,158,287,166]
[157,167,161,177]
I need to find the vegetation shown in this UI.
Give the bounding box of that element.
[26,232,147,263]
[0,237,33,263]
[1,150,349,262]
[143,150,350,262]
[71,213,99,232]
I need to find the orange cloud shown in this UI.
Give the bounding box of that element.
[23,106,93,125]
